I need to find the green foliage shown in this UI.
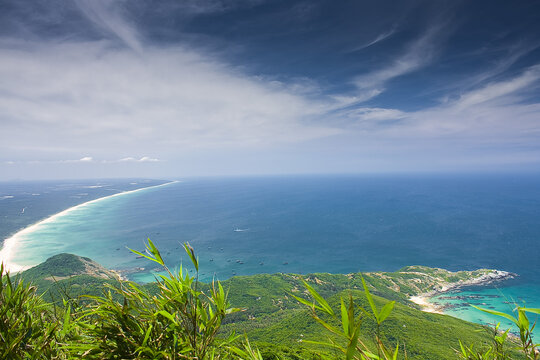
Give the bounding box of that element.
[293,276,400,360]
[2,242,537,360]
[2,241,262,359]
[219,273,510,359]
[0,263,63,359]
[457,305,540,360]
[77,239,255,359]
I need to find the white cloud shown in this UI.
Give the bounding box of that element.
[0,40,342,160]
[348,28,396,53]
[74,0,142,52]
[454,65,540,109]
[118,156,161,162]
[353,27,443,102]
[347,65,540,148]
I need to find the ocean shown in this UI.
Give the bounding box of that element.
[1,174,539,337]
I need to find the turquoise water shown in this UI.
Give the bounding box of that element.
[1,174,540,336]
[430,283,540,338]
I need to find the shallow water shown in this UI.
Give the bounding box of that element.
[1,174,539,336]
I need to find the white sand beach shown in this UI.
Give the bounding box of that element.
[0,180,178,273]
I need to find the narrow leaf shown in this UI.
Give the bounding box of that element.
[378,301,395,324]
[362,277,378,319]
[470,305,518,326]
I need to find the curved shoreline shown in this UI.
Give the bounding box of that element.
[409,270,517,314]
[0,180,179,273]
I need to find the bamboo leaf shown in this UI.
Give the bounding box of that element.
[303,339,343,350]
[378,301,395,324]
[341,298,350,336]
[518,309,529,331]
[522,308,540,315]
[155,310,177,326]
[303,280,334,316]
[184,242,199,272]
[291,294,317,309]
[142,324,153,347]
[392,343,399,360]
[470,305,518,326]
[362,277,378,320]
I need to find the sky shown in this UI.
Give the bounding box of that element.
[1,0,540,180]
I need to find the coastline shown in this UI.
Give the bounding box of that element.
[409,270,516,314]
[0,180,179,273]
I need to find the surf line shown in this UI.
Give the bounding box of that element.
[0,180,179,273]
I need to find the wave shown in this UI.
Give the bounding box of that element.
[0,180,179,273]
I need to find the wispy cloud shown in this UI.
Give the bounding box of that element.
[348,27,397,53]
[74,0,142,52]
[345,64,540,149]
[117,156,161,163]
[6,156,162,164]
[0,39,344,160]
[453,64,540,109]
[353,26,445,102]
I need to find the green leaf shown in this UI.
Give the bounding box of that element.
[184,242,199,272]
[142,324,153,347]
[362,277,378,320]
[303,280,334,316]
[470,305,518,326]
[147,238,164,265]
[392,342,399,360]
[129,248,156,263]
[522,308,540,315]
[303,340,342,350]
[458,340,467,356]
[346,321,362,360]
[155,310,177,326]
[518,309,529,331]
[378,301,395,324]
[341,298,350,336]
[292,294,316,309]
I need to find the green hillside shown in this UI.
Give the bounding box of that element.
[12,252,527,359]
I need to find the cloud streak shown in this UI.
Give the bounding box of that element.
[353,25,446,102]
[74,0,143,52]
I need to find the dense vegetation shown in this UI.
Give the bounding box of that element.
[1,240,539,359]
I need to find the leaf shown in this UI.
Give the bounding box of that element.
[458,340,467,356]
[147,238,164,265]
[470,305,518,326]
[392,342,399,360]
[362,277,378,320]
[341,298,350,336]
[184,242,199,272]
[346,321,362,360]
[155,310,177,326]
[303,339,342,350]
[378,301,395,324]
[291,294,317,309]
[303,280,334,316]
[518,309,529,331]
[142,324,153,347]
[522,308,540,315]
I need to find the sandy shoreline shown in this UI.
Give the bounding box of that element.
[409,270,516,314]
[409,295,444,313]
[0,180,179,273]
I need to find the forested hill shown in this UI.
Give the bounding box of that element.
[15,253,519,359]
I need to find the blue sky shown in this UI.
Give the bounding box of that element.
[1,0,540,179]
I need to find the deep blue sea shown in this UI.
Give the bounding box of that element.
[1,175,539,336]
